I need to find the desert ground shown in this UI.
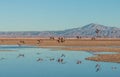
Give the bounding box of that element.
[0,37,120,63]
[0,37,120,46]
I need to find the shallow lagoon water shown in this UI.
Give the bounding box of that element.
[0,45,120,77]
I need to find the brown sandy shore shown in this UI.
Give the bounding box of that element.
[85,54,120,63]
[0,37,120,63]
[0,38,120,46]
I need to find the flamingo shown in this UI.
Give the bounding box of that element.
[57,58,64,63]
[17,43,21,47]
[95,64,100,68]
[37,40,41,44]
[18,54,24,58]
[50,58,55,61]
[0,57,5,60]
[36,52,41,55]
[37,58,43,62]
[95,64,101,72]
[76,60,82,64]
[112,66,117,70]
[61,54,66,57]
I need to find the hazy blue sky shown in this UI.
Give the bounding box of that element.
[0,0,120,31]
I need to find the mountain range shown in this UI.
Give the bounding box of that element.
[0,23,120,38]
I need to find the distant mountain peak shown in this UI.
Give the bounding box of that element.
[81,23,108,30]
[87,23,101,26]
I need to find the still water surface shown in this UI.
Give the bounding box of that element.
[0,45,120,77]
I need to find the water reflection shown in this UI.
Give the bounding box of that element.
[0,45,120,77]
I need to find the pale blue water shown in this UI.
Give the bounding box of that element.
[0,45,120,77]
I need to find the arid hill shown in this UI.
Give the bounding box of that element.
[0,23,120,38]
